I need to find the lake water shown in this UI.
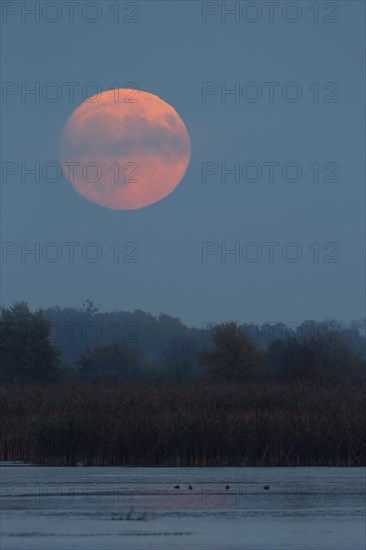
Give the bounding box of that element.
[1,465,365,549]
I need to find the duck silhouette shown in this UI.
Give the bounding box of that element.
[263,485,270,490]
[225,485,230,490]
[188,485,193,490]
[174,485,180,489]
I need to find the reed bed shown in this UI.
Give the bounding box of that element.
[0,381,364,466]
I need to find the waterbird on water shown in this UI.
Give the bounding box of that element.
[263,485,270,490]
[174,485,180,489]
[225,485,230,490]
[188,485,193,490]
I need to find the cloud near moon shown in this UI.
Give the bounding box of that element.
[59,89,191,210]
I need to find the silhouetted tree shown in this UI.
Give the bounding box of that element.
[0,302,60,383]
[267,327,364,382]
[199,322,265,381]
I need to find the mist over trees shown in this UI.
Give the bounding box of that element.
[1,302,365,466]
[0,300,365,384]
[78,343,145,382]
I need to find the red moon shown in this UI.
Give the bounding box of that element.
[59,89,190,210]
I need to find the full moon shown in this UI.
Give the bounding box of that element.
[59,89,190,210]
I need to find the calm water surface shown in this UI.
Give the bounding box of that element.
[1,466,365,549]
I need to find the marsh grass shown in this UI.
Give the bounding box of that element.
[0,381,364,466]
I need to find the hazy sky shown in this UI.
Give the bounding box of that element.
[1,0,365,327]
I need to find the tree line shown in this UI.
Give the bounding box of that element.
[0,301,365,384]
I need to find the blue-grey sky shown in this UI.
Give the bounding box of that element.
[1,0,365,327]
